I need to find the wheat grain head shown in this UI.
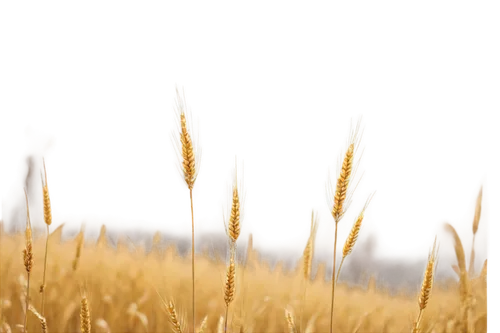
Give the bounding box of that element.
[166,300,183,333]
[224,255,236,307]
[284,309,297,333]
[80,294,91,333]
[28,305,47,333]
[168,83,203,193]
[342,194,374,258]
[224,160,244,249]
[41,159,52,227]
[323,114,366,223]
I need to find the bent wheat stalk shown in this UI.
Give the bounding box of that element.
[168,83,203,332]
[328,120,362,333]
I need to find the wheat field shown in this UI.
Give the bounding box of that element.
[0,218,488,333]
[0,105,488,332]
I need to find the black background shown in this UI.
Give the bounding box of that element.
[0,75,498,248]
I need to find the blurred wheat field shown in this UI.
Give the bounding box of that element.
[0,222,487,333]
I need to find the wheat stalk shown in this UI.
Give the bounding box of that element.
[169,83,203,332]
[22,189,33,333]
[40,159,51,316]
[223,163,242,333]
[412,237,438,333]
[328,119,362,333]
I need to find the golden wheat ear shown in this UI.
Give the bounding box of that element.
[28,305,48,333]
[223,159,244,248]
[303,210,318,281]
[342,193,374,258]
[80,293,91,333]
[469,186,482,276]
[323,114,366,221]
[168,83,203,193]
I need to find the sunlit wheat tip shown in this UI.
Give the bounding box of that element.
[41,159,52,226]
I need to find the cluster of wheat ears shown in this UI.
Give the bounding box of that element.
[0,84,488,333]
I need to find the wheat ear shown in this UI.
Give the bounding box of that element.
[301,211,318,332]
[197,315,208,333]
[217,316,224,333]
[22,189,34,333]
[224,254,236,332]
[445,223,472,333]
[336,194,374,284]
[412,237,438,333]
[166,301,183,333]
[28,305,47,333]
[80,294,91,333]
[323,114,365,333]
[169,83,203,332]
[285,309,297,333]
[40,159,51,315]
[72,226,85,271]
[468,177,488,274]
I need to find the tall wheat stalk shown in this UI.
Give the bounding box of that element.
[22,189,34,333]
[168,83,203,332]
[223,164,241,333]
[40,159,51,315]
[328,120,362,333]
